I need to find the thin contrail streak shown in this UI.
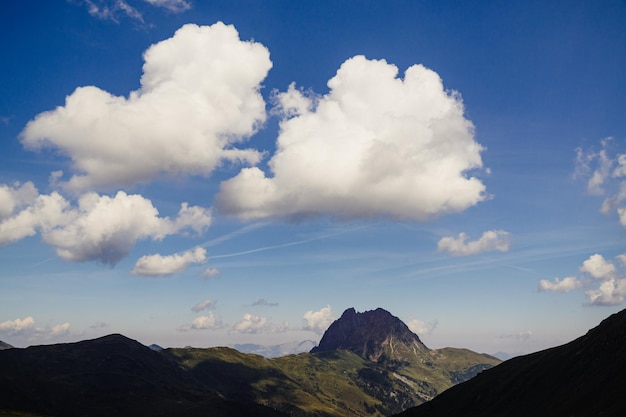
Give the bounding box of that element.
[207,224,370,260]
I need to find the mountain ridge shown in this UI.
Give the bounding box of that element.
[395,308,626,417]
[0,308,500,417]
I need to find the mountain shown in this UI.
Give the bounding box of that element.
[148,343,164,351]
[312,307,427,362]
[234,339,317,357]
[0,334,286,417]
[0,340,13,350]
[0,308,499,417]
[395,308,626,417]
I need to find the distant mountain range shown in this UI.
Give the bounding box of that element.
[234,339,317,357]
[0,307,498,417]
[395,308,626,417]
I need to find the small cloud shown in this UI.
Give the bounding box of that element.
[177,312,223,332]
[132,247,207,276]
[191,298,216,312]
[201,267,220,279]
[232,314,287,334]
[89,321,110,329]
[0,316,70,340]
[437,229,510,256]
[252,298,279,307]
[586,278,626,306]
[302,305,334,335]
[407,318,438,336]
[579,253,616,280]
[0,316,35,335]
[538,277,582,293]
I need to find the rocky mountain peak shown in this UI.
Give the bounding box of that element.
[311,307,428,363]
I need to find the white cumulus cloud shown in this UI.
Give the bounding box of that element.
[407,318,438,336]
[217,55,487,221]
[580,253,616,280]
[201,267,220,279]
[178,312,223,331]
[132,247,207,276]
[44,192,211,264]
[302,305,334,334]
[0,316,35,335]
[538,253,626,306]
[538,276,582,292]
[0,191,73,247]
[21,22,271,193]
[437,229,510,256]
[0,316,70,340]
[231,313,287,334]
[0,186,212,265]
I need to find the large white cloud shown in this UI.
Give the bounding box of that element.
[231,313,287,334]
[21,22,272,193]
[132,247,207,276]
[437,229,510,256]
[0,185,212,264]
[217,55,487,221]
[302,305,334,334]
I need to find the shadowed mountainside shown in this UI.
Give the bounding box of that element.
[0,334,286,417]
[395,308,626,417]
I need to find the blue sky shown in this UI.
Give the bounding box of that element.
[1,0,625,355]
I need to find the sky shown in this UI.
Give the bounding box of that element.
[1,0,625,355]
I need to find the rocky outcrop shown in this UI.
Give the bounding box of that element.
[311,307,428,363]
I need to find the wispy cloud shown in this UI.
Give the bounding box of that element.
[252,298,279,307]
[191,298,216,312]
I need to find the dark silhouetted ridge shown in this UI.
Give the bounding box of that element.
[396,308,626,417]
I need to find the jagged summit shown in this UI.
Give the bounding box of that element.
[311,307,428,362]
